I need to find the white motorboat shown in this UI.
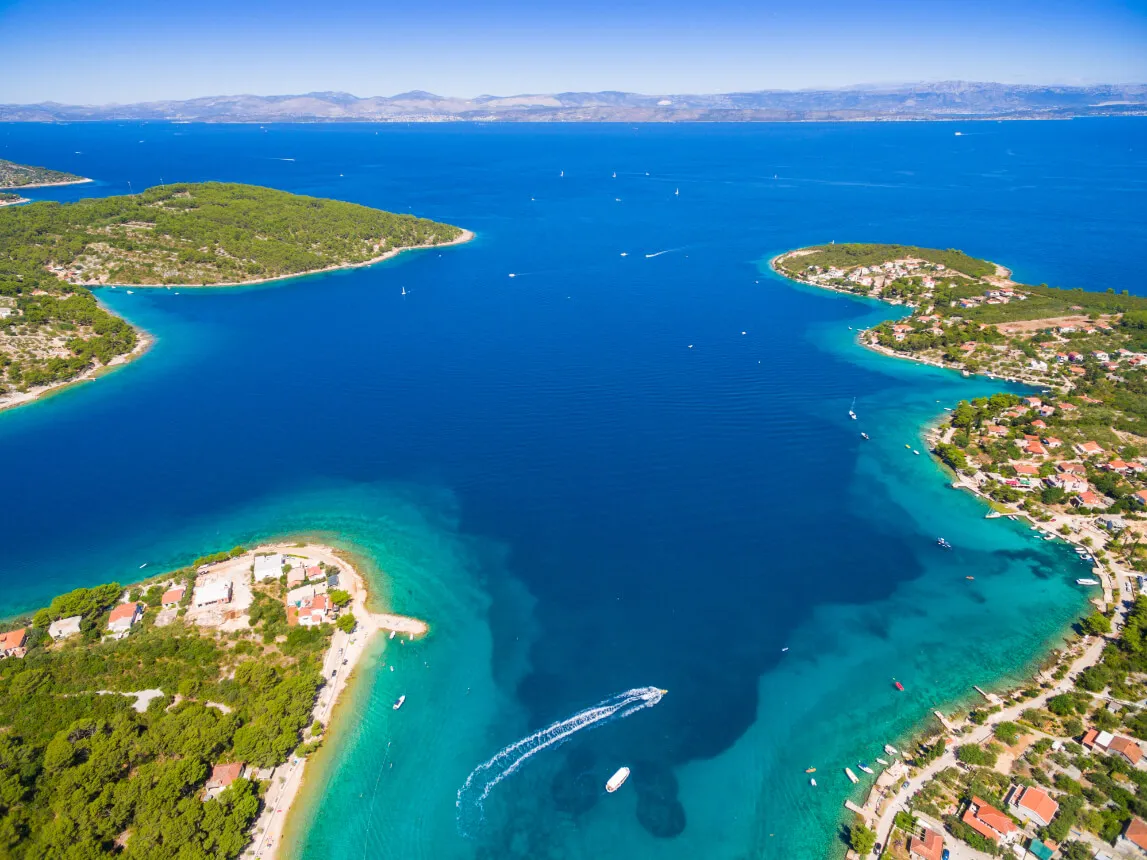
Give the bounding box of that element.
[606,767,630,793]
[393,695,406,710]
[845,767,859,784]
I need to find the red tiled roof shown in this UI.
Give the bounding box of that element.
[161,586,185,605]
[1014,464,1040,475]
[962,797,1016,842]
[1109,736,1143,764]
[207,762,244,788]
[108,602,143,623]
[1083,728,1099,747]
[1016,786,1059,825]
[909,827,944,860]
[1126,817,1147,851]
[0,628,27,651]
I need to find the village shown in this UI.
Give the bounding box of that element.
[774,246,1147,860]
[0,543,427,859]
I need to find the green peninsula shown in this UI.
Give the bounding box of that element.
[0,159,88,189]
[0,182,467,409]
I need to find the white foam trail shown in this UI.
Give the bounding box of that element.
[456,686,664,834]
[644,248,678,258]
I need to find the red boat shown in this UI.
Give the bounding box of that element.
[894,680,905,691]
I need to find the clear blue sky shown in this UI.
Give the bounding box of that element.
[2,0,1146,103]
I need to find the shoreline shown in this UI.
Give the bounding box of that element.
[0,196,31,207]
[0,177,93,190]
[769,250,1108,855]
[0,327,155,415]
[87,228,475,290]
[244,541,427,860]
[1,228,473,417]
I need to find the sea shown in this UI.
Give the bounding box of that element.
[1,119,1144,858]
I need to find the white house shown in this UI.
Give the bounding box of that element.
[192,578,233,608]
[107,602,144,634]
[252,553,283,582]
[48,616,82,640]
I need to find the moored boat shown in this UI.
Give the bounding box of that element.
[894,680,905,691]
[845,767,859,784]
[810,777,817,787]
[884,744,898,755]
[1076,578,1100,586]
[392,695,406,710]
[858,762,874,775]
[606,767,631,793]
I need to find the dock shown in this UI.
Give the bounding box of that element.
[844,799,872,823]
[934,710,955,732]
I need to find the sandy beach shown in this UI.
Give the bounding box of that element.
[0,196,31,207]
[245,542,427,860]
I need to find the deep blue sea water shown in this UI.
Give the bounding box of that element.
[1,120,1145,858]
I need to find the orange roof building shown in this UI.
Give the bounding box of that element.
[962,796,1017,843]
[0,628,28,658]
[161,586,185,607]
[1011,785,1059,827]
[908,826,944,860]
[107,602,144,633]
[1121,817,1147,854]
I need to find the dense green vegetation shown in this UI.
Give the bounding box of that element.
[0,569,332,859]
[0,159,85,189]
[0,182,464,398]
[776,243,997,279]
[0,192,23,204]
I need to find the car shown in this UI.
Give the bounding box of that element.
[941,850,949,860]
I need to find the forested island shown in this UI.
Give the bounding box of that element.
[0,542,422,859]
[0,182,468,410]
[0,159,88,189]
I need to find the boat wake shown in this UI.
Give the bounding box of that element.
[644,248,679,258]
[456,686,665,835]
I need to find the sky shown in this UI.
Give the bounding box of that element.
[1,0,1146,103]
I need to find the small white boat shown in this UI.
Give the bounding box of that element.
[810,778,817,787]
[884,744,898,755]
[139,563,148,569]
[876,757,889,766]
[560,170,564,177]
[860,432,870,440]
[620,252,628,257]
[126,290,134,295]
[845,767,859,784]
[389,631,395,639]
[913,449,920,455]
[606,766,630,793]
[1076,578,1100,586]
[393,695,406,710]
[858,762,875,775]
[612,172,617,179]
[401,286,406,296]
[674,188,679,196]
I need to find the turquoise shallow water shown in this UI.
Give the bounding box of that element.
[1,120,1143,857]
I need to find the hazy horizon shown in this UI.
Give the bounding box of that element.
[2,0,1146,104]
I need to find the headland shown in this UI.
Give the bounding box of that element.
[0,540,426,860]
[0,182,470,414]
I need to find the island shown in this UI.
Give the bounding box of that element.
[0,158,90,189]
[0,191,30,207]
[0,182,470,412]
[774,244,1147,859]
[0,541,426,859]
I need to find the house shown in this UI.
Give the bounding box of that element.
[1059,402,1078,413]
[1047,474,1088,494]
[161,585,185,608]
[48,616,82,640]
[1106,459,1132,473]
[986,425,1009,438]
[1083,729,1143,764]
[1014,464,1040,477]
[1118,817,1147,856]
[1039,405,1056,417]
[0,628,28,659]
[192,578,232,608]
[107,602,144,634]
[1073,491,1104,509]
[1057,462,1086,475]
[908,826,944,860]
[1075,441,1104,457]
[1031,419,1048,430]
[1024,397,1042,408]
[1134,490,1147,507]
[288,594,333,628]
[305,565,325,582]
[286,568,307,588]
[962,796,1017,843]
[1025,440,1047,457]
[1093,351,1110,362]
[1045,437,1063,449]
[1009,784,1059,827]
[204,762,245,800]
[252,553,283,582]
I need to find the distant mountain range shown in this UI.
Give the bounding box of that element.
[3,82,1145,123]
